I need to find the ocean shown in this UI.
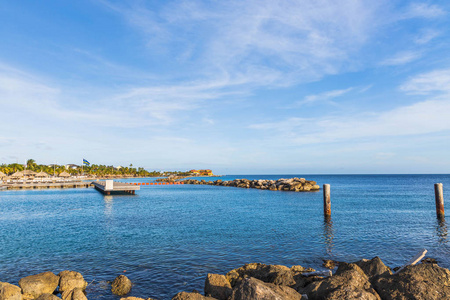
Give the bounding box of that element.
[0,174,449,299]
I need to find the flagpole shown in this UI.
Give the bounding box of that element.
[82,159,84,177]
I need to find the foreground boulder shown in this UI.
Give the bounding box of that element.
[230,277,302,300]
[58,271,87,293]
[204,273,232,300]
[374,263,450,299]
[61,287,87,300]
[35,294,61,300]
[305,263,380,300]
[111,275,132,296]
[120,297,156,300]
[355,257,392,282]
[0,282,23,300]
[226,263,295,287]
[171,291,216,300]
[19,272,59,299]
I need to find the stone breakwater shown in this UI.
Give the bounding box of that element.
[181,177,320,192]
[2,257,449,299]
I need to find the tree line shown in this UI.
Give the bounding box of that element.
[0,159,192,177]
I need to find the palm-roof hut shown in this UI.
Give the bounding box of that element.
[36,171,50,178]
[58,171,71,178]
[10,170,37,180]
[0,171,6,178]
[10,171,24,179]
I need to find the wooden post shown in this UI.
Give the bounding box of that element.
[435,183,445,219]
[323,184,331,217]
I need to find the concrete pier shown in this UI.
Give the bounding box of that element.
[92,180,139,195]
[1,181,92,190]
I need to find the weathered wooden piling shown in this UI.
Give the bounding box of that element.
[323,184,331,217]
[435,183,445,219]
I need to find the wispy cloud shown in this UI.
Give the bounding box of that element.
[414,29,440,44]
[101,0,383,88]
[0,63,229,128]
[381,51,421,66]
[400,69,450,95]
[250,69,450,145]
[401,3,446,19]
[250,96,450,145]
[297,88,354,106]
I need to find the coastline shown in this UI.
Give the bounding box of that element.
[2,256,449,299]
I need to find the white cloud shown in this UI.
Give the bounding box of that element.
[400,69,450,95]
[250,97,450,145]
[0,63,230,128]
[414,29,440,44]
[381,51,421,66]
[402,3,446,19]
[298,88,353,106]
[101,0,383,88]
[251,69,450,145]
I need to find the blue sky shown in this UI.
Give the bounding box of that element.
[1,0,450,174]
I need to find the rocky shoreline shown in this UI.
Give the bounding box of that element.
[181,177,321,192]
[2,256,449,300]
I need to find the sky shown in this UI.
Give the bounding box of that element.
[1,0,450,174]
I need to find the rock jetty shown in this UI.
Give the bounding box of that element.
[2,257,449,299]
[181,178,320,192]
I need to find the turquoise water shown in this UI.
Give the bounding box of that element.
[0,174,449,299]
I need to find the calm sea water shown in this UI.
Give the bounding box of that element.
[0,174,449,299]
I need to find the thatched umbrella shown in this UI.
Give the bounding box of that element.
[0,171,6,178]
[23,170,37,176]
[10,171,24,179]
[35,171,50,178]
[59,171,71,178]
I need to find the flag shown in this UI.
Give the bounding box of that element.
[83,159,90,166]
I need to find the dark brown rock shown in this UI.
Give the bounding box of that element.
[35,294,61,300]
[305,263,380,300]
[204,273,232,300]
[0,282,23,300]
[322,260,337,269]
[230,277,302,300]
[225,263,295,287]
[355,257,391,282]
[171,291,216,300]
[111,275,132,296]
[373,263,450,300]
[61,287,87,300]
[19,272,59,299]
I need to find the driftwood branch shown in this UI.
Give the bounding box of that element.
[394,249,427,274]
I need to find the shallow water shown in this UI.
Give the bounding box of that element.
[0,174,449,299]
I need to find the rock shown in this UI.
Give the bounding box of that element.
[111,275,132,296]
[35,294,61,300]
[230,277,302,300]
[204,273,232,300]
[421,257,438,264]
[355,257,391,282]
[58,271,87,293]
[291,275,324,294]
[0,282,23,300]
[226,263,295,287]
[305,263,380,300]
[19,272,59,299]
[171,291,216,300]
[373,263,450,299]
[322,260,336,269]
[120,298,156,300]
[61,288,87,300]
[290,265,305,274]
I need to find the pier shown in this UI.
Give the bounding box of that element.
[92,180,139,195]
[1,181,92,190]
